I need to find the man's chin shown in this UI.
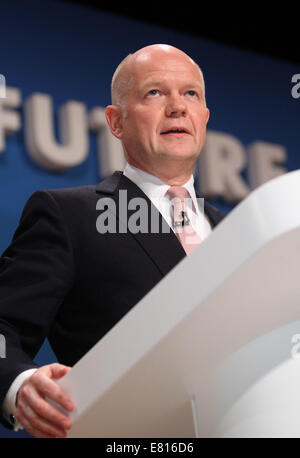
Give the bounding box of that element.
[158,149,199,162]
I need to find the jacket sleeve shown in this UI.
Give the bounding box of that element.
[0,190,75,417]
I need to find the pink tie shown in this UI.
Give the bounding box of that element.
[167,186,202,255]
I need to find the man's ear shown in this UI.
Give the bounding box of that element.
[205,107,210,124]
[105,105,123,139]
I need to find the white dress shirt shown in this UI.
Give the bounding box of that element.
[123,162,212,240]
[4,162,212,431]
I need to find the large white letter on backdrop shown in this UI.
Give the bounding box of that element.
[248,141,287,189]
[24,93,88,171]
[199,130,250,202]
[0,87,21,153]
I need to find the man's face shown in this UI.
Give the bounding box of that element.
[108,48,210,175]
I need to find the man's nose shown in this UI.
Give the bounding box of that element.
[165,94,187,118]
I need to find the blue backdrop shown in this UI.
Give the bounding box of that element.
[0,0,299,437]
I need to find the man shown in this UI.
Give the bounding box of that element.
[0,44,225,438]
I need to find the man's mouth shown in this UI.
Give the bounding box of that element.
[161,128,190,135]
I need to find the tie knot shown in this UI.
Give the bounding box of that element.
[166,186,189,201]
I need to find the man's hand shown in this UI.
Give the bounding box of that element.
[15,363,74,438]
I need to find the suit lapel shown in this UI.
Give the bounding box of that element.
[96,171,186,277]
[196,190,226,228]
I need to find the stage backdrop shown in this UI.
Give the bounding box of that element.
[0,0,299,437]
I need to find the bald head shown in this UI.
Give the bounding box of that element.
[111,44,206,109]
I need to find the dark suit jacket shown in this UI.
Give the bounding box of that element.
[0,171,226,425]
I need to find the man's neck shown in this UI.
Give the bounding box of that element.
[126,159,194,186]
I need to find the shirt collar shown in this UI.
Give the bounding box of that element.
[123,161,198,208]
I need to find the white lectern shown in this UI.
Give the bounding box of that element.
[57,170,300,438]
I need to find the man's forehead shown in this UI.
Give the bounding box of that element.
[133,61,204,91]
[139,73,203,89]
[132,57,203,87]
[133,51,198,73]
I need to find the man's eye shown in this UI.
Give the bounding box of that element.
[186,90,197,97]
[147,89,159,97]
